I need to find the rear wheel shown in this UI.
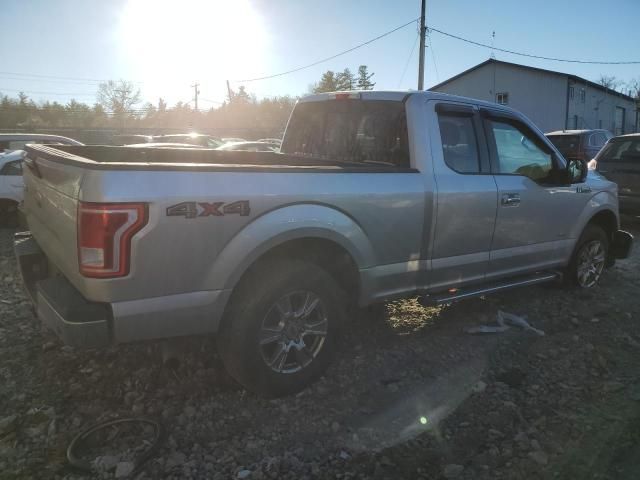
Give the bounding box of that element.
[566,224,609,288]
[217,259,345,397]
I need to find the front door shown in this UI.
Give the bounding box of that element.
[484,111,586,279]
[427,102,498,291]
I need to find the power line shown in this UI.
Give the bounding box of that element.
[0,87,96,97]
[233,17,420,83]
[427,30,440,83]
[428,27,640,65]
[0,71,143,84]
[398,33,420,88]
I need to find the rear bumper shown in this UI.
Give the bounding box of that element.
[14,233,111,348]
[14,232,232,348]
[611,230,633,259]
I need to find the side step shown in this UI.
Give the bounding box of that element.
[419,271,560,306]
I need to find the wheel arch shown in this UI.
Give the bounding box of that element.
[205,203,375,297]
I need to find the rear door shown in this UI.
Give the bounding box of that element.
[427,102,498,290]
[483,110,588,278]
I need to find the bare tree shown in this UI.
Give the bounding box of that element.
[625,77,640,99]
[597,75,620,91]
[97,80,141,114]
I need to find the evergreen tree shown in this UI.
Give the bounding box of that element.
[356,65,375,90]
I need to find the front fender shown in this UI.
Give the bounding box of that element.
[204,203,376,291]
[571,190,619,240]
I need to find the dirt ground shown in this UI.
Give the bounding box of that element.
[1,217,639,480]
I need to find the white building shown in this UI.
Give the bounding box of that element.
[430,59,639,135]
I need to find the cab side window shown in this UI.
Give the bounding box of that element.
[489,120,553,181]
[437,114,480,173]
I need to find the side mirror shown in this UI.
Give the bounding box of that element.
[566,158,588,184]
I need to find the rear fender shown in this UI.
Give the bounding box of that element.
[204,204,375,291]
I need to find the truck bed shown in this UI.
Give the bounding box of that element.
[25,144,417,173]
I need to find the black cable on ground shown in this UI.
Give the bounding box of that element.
[66,417,163,477]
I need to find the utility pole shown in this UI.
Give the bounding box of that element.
[226,80,233,103]
[417,0,426,90]
[191,82,200,111]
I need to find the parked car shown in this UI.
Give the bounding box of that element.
[0,150,26,225]
[0,133,82,153]
[592,133,640,213]
[217,141,279,152]
[15,91,632,397]
[152,134,222,148]
[111,134,153,145]
[545,129,612,163]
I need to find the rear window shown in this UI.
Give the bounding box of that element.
[598,138,640,163]
[281,100,410,167]
[546,134,580,155]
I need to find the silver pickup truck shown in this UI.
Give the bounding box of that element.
[15,91,633,396]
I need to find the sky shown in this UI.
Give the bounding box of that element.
[1,0,639,109]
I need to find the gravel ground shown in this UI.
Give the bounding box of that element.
[1,218,639,480]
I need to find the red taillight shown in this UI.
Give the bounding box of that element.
[78,202,148,278]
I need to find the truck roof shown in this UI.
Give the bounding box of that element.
[298,90,521,112]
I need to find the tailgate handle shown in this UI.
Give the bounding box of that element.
[23,155,41,178]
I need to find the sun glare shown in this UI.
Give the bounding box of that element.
[118,0,268,102]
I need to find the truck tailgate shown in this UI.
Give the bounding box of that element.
[22,150,83,286]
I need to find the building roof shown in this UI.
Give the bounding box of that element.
[429,59,637,102]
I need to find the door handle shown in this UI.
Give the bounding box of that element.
[501,193,520,206]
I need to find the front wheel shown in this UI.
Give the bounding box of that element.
[566,225,609,288]
[217,259,345,397]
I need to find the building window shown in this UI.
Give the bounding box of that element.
[580,89,586,103]
[598,119,603,129]
[496,92,509,105]
[569,86,574,99]
[573,115,579,129]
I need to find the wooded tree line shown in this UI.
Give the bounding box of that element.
[0,66,376,133]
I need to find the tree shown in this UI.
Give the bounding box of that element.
[625,77,640,99]
[313,71,338,93]
[232,85,251,104]
[96,80,141,114]
[597,75,620,91]
[335,68,355,90]
[356,65,375,90]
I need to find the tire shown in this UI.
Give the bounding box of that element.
[217,259,345,397]
[566,224,609,288]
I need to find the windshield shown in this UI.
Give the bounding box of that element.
[281,100,409,167]
[598,137,640,162]
[546,134,580,155]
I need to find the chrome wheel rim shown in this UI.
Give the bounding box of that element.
[577,240,606,288]
[259,290,328,374]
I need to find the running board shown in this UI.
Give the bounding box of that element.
[419,272,560,306]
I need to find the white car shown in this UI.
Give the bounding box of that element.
[0,150,26,226]
[0,133,82,153]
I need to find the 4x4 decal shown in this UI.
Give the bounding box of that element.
[166,201,250,218]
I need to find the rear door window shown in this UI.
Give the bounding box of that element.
[281,100,410,168]
[436,114,480,173]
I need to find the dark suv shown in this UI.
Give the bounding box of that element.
[545,129,613,163]
[594,133,640,213]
